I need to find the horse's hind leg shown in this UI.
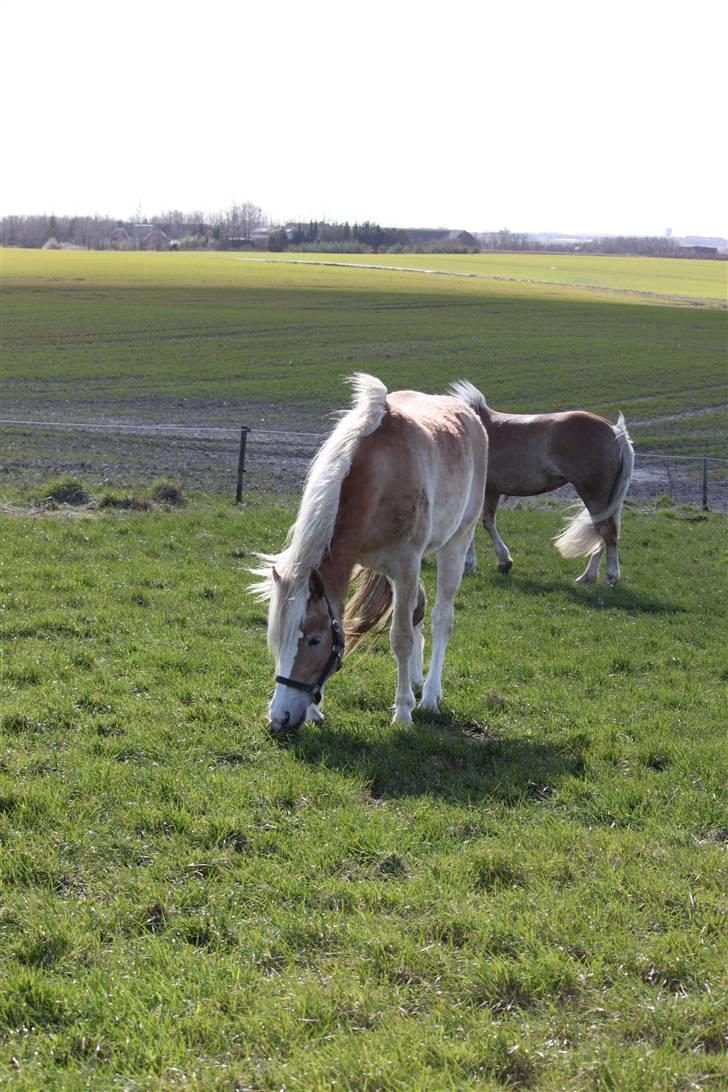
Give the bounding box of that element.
[483,491,512,574]
[421,535,470,712]
[389,569,420,724]
[574,515,619,585]
[576,546,604,585]
[598,516,620,585]
[463,538,477,576]
[409,580,426,690]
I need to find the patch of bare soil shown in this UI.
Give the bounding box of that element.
[1,396,726,510]
[0,396,329,498]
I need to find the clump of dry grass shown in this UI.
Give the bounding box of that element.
[42,477,91,506]
[150,479,185,506]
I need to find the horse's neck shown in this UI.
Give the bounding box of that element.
[318,549,355,617]
[318,478,371,609]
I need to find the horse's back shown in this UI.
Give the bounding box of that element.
[484,407,621,495]
[382,390,486,485]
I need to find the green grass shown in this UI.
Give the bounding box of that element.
[255,250,728,302]
[4,247,727,300]
[2,249,726,460]
[1,496,726,1088]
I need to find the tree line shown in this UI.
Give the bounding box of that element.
[0,208,721,258]
[0,203,268,251]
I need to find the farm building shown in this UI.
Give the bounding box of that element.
[406,228,479,247]
[679,244,719,258]
[251,227,277,249]
[111,224,170,250]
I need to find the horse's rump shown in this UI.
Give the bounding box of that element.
[350,391,488,559]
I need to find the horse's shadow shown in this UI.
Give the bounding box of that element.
[488,572,685,615]
[288,709,582,805]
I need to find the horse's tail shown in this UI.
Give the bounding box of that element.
[448,379,488,413]
[344,568,426,653]
[554,413,635,559]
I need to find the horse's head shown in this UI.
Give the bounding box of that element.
[267,567,344,734]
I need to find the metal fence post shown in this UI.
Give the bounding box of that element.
[702,456,709,511]
[235,427,250,503]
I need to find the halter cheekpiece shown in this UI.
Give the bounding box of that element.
[275,593,344,706]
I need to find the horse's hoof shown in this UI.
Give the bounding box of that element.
[575,573,597,585]
[498,560,513,574]
[419,688,441,711]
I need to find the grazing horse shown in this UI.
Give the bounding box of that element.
[450,382,634,586]
[250,374,488,732]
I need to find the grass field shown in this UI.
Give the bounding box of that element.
[4,247,727,300]
[251,251,728,303]
[1,494,726,1088]
[2,249,726,477]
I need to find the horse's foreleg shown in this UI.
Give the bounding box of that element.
[483,492,512,574]
[421,537,469,712]
[390,575,419,724]
[306,701,325,724]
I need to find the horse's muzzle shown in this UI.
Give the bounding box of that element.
[267,712,303,736]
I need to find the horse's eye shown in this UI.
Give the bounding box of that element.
[307,636,322,647]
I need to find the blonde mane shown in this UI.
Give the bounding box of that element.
[249,373,388,657]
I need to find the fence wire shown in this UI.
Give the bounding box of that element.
[0,418,726,511]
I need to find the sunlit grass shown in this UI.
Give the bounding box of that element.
[3,247,726,301]
[1,496,726,1087]
[2,249,725,463]
[253,249,728,302]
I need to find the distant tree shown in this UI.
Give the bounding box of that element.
[238,201,264,239]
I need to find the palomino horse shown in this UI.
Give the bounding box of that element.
[450,382,634,586]
[251,374,488,732]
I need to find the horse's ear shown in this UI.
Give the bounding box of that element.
[272,567,282,586]
[308,568,325,600]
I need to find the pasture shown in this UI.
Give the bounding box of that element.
[252,251,727,304]
[1,249,726,498]
[1,496,726,1088]
[1,249,727,1086]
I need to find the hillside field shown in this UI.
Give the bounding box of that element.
[1,248,727,1086]
[0,496,726,1088]
[1,249,726,498]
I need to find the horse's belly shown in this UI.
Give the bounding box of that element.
[358,468,479,568]
[489,463,566,496]
[488,454,567,497]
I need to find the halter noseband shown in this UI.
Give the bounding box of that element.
[275,593,345,706]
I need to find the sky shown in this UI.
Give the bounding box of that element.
[3,0,726,239]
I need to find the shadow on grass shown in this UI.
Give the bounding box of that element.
[497,574,686,615]
[289,709,582,805]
